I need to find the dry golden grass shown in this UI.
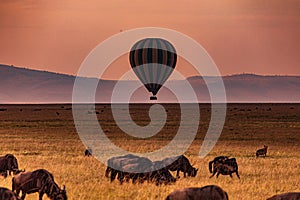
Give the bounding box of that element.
[0,104,299,200]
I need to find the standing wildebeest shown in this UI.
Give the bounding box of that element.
[209,157,240,179]
[165,185,229,200]
[12,169,67,200]
[0,187,21,200]
[256,145,268,157]
[209,156,229,173]
[0,154,19,178]
[162,155,198,178]
[267,192,300,200]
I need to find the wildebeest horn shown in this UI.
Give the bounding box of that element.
[63,185,66,190]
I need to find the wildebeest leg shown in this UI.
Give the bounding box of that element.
[110,169,117,182]
[21,192,26,200]
[216,171,221,178]
[229,173,233,178]
[176,170,180,178]
[132,174,138,184]
[209,170,217,178]
[39,192,44,200]
[15,189,20,196]
[105,167,111,178]
[124,173,130,182]
[236,171,240,179]
[117,171,124,184]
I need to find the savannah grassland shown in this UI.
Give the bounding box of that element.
[0,103,299,200]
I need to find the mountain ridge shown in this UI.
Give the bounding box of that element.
[1,64,300,103]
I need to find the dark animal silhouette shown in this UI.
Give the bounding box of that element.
[162,155,198,178]
[267,192,300,200]
[209,158,240,179]
[256,145,268,157]
[12,169,67,200]
[165,185,229,200]
[209,156,229,173]
[105,154,176,185]
[0,154,19,178]
[0,187,21,200]
[149,167,176,186]
[106,154,152,183]
[84,148,92,157]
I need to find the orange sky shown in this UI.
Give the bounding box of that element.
[0,0,299,79]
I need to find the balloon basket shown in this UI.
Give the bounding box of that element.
[150,96,157,100]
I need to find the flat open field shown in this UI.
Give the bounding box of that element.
[0,103,299,200]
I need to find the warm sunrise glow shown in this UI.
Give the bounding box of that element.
[0,0,300,78]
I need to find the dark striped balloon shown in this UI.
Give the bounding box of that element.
[129,38,177,100]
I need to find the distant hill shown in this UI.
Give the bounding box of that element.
[0,64,299,103]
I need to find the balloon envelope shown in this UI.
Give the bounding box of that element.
[129,38,177,100]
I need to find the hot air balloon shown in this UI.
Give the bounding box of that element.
[129,38,177,100]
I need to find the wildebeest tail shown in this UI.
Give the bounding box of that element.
[209,160,214,173]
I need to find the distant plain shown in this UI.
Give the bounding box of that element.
[0,103,299,200]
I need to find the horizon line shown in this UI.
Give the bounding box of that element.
[1,63,300,80]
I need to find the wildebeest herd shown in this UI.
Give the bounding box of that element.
[0,154,67,200]
[103,145,298,199]
[0,145,298,199]
[105,154,197,186]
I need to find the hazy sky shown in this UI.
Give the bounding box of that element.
[0,0,300,79]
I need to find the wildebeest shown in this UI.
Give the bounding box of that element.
[84,148,92,157]
[0,187,21,200]
[209,156,229,173]
[12,169,67,200]
[267,192,300,200]
[105,154,153,183]
[0,154,19,178]
[146,161,177,185]
[256,145,268,157]
[165,185,229,200]
[105,154,177,185]
[162,155,198,178]
[209,157,240,179]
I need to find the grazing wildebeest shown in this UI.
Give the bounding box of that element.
[209,156,229,173]
[84,148,92,157]
[105,154,176,185]
[165,185,229,200]
[209,158,240,179]
[256,145,268,157]
[105,154,153,183]
[267,192,300,200]
[105,154,139,182]
[0,154,19,178]
[151,167,177,186]
[0,187,21,200]
[162,155,198,178]
[12,169,67,200]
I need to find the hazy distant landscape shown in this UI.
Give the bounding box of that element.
[1,64,300,103]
